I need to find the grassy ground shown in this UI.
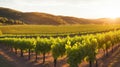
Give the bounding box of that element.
[0,24,120,35]
[0,55,14,67]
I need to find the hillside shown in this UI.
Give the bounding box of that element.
[0,7,120,25]
[0,7,67,25]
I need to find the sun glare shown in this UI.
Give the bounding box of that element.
[106,10,120,19]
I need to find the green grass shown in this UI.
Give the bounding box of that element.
[0,24,120,35]
[0,55,14,67]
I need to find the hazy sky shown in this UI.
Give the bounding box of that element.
[0,0,120,18]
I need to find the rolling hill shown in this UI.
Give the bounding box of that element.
[0,7,119,25]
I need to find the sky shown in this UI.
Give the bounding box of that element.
[0,0,120,18]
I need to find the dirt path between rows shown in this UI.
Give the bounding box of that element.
[99,46,120,67]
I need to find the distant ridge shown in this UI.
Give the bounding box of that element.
[0,7,120,25]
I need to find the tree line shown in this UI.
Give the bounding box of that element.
[0,17,24,25]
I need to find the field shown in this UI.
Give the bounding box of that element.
[0,24,120,35]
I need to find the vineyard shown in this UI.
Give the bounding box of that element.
[0,29,120,67]
[1,3,120,67]
[0,24,120,39]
